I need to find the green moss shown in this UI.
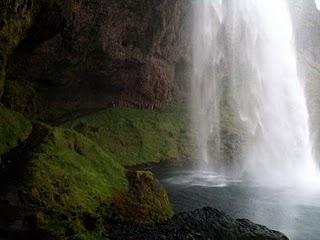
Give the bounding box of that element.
[108,170,173,224]
[0,106,32,156]
[0,104,187,237]
[63,104,191,166]
[0,12,33,51]
[3,81,45,118]
[0,13,33,57]
[0,68,5,97]
[22,124,127,239]
[3,80,42,118]
[29,126,127,211]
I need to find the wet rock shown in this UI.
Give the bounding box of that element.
[110,207,289,240]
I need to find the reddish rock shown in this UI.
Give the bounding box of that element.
[3,0,192,120]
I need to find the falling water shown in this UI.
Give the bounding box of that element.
[316,0,320,10]
[191,1,224,170]
[192,0,320,186]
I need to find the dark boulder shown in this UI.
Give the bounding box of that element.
[110,207,289,240]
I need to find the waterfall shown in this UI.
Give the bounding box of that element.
[191,1,224,170]
[316,0,320,10]
[191,0,320,186]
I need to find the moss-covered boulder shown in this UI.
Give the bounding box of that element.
[0,106,32,157]
[0,123,127,239]
[63,106,192,166]
[107,170,173,225]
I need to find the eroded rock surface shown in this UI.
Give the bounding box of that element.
[2,0,191,120]
[110,207,289,240]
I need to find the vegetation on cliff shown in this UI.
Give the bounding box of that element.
[0,113,175,239]
[0,1,190,239]
[1,123,127,239]
[0,106,32,156]
[63,104,192,166]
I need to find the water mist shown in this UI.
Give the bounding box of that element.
[191,0,320,187]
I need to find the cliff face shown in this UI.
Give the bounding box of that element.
[1,0,191,120]
[0,0,34,97]
[0,3,192,238]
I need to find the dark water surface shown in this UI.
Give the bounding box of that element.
[154,168,320,240]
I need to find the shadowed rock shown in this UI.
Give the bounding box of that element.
[110,207,289,240]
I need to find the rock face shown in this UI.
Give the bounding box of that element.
[110,207,289,240]
[0,0,35,97]
[2,0,191,120]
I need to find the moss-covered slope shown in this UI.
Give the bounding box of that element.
[0,106,32,156]
[28,125,127,211]
[29,126,127,239]
[0,115,175,239]
[1,123,127,239]
[63,105,192,166]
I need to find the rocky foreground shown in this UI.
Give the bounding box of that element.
[109,207,289,240]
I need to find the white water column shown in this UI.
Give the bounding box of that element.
[191,0,320,186]
[191,0,224,169]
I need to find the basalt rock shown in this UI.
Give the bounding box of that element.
[110,207,289,240]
